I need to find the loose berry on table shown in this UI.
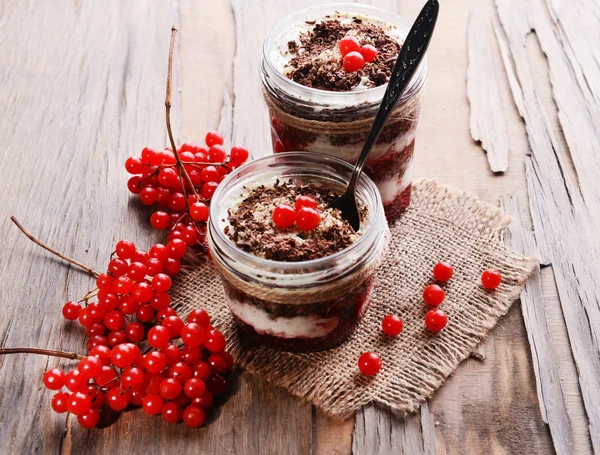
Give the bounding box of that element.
[423,284,445,306]
[381,314,403,336]
[481,269,502,290]
[433,261,453,282]
[358,352,382,376]
[425,308,448,332]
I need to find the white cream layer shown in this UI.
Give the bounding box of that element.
[225,294,339,339]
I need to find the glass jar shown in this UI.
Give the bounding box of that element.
[208,152,388,352]
[261,3,427,222]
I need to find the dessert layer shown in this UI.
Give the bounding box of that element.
[277,12,402,92]
[224,180,362,262]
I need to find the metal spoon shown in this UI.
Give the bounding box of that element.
[329,0,439,230]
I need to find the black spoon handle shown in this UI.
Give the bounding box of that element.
[346,0,439,191]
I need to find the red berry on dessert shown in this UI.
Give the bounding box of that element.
[296,207,321,231]
[481,269,502,290]
[343,51,365,72]
[423,284,445,306]
[358,352,382,376]
[381,314,403,336]
[433,261,453,282]
[272,203,296,228]
[425,308,448,332]
[360,44,378,63]
[338,36,361,56]
[295,195,318,211]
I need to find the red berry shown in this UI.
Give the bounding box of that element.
[121,367,145,389]
[96,273,114,292]
[181,323,204,347]
[132,281,153,303]
[131,250,149,263]
[160,378,182,400]
[106,388,131,411]
[181,346,202,365]
[433,262,454,282]
[114,276,134,294]
[360,44,378,63]
[205,374,227,395]
[183,405,206,428]
[108,330,128,347]
[167,239,187,259]
[182,377,206,399]
[343,51,365,72]
[65,369,86,392]
[204,329,226,353]
[141,147,160,165]
[152,273,172,293]
[125,156,144,174]
[115,240,136,259]
[110,344,136,368]
[339,36,360,56]
[187,308,210,327]
[423,284,445,306]
[128,262,148,281]
[140,187,158,205]
[207,353,228,374]
[162,344,183,366]
[161,401,183,424]
[144,351,167,374]
[200,165,220,183]
[481,269,502,290]
[425,308,448,332]
[272,203,296,229]
[78,356,103,379]
[127,176,143,194]
[295,195,317,211]
[296,207,321,231]
[230,145,249,163]
[77,408,100,429]
[142,394,164,415]
[381,315,403,337]
[208,145,227,163]
[193,391,213,409]
[169,192,187,212]
[96,365,119,389]
[149,243,169,261]
[205,131,224,147]
[190,202,209,222]
[151,292,171,311]
[162,316,185,338]
[358,352,382,376]
[43,368,65,390]
[156,187,172,207]
[51,392,70,413]
[148,326,171,349]
[62,301,81,320]
[126,322,145,342]
[151,211,171,230]
[89,345,111,365]
[68,391,92,416]
[146,257,163,275]
[104,310,126,331]
[201,181,219,199]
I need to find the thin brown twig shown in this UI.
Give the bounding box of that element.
[10,216,100,278]
[165,26,199,203]
[0,347,84,360]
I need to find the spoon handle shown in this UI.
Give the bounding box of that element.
[346,0,439,191]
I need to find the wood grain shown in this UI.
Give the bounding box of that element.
[467,10,509,173]
[494,0,600,451]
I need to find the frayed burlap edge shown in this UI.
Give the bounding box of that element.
[172,178,536,420]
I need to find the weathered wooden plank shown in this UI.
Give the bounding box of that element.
[494,0,600,451]
[467,10,509,173]
[503,194,581,455]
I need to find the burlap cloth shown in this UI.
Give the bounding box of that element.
[171,179,536,420]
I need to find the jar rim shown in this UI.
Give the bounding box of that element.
[208,152,386,276]
[262,2,427,107]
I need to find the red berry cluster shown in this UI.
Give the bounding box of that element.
[125,130,249,247]
[358,263,504,376]
[51,239,233,429]
[339,36,378,72]
[272,196,321,231]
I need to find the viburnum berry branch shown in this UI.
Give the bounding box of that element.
[165,26,199,202]
[0,347,84,360]
[10,215,101,278]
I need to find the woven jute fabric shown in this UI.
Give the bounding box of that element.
[171,179,536,420]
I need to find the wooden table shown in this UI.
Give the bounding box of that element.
[1,0,597,453]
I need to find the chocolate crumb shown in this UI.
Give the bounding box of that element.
[287,40,298,53]
[225,180,366,262]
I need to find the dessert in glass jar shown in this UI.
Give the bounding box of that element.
[208,152,388,352]
[261,3,427,221]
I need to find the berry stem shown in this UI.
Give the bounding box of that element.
[164,26,199,203]
[0,347,84,360]
[10,216,100,278]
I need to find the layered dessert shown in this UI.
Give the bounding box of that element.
[262,4,426,221]
[208,153,388,353]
